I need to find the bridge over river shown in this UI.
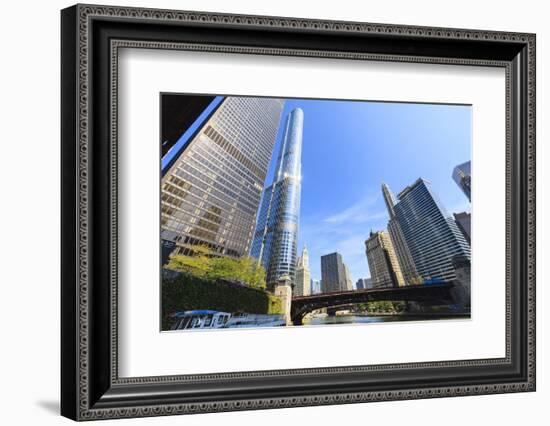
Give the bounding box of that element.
[290,282,456,325]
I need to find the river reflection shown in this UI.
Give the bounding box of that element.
[302,314,470,326]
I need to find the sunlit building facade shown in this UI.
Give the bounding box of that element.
[160,96,285,260]
[295,245,311,296]
[250,108,304,290]
[394,178,471,282]
[343,263,354,291]
[365,230,405,288]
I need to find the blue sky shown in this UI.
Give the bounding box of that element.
[265,98,471,285]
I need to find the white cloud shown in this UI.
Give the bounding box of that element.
[300,194,389,281]
[323,195,385,225]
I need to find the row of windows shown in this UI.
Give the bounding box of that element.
[192,138,261,197]
[161,97,285,261]
[162,213,252,250]
[213,98,282,168]
[175,150,258,216]
[171,163,256,222]
[187,141,261,215]
[204,125,266,182]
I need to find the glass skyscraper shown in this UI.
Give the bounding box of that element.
[250,108,304,290]
[452,161,471,201]
[160,96,285,259]
[393,178,471,282]
[382,183,419,284]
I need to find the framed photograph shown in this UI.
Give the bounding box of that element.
[61,4,536,421]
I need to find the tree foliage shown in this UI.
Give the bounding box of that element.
[166,245,267,289]
[408,275,424,285]
[365,300,406,313]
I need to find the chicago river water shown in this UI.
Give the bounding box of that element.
[302,314,469,326]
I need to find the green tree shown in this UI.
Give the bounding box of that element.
[367,300,396,313]
[409,275,424,285]
[209,255,240,281]
[166,245,212,278]
[237,256,266,289]
[393,301,407,313]
[166,246,267,289]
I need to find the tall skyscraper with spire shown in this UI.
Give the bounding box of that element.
[381,183,419,284]
[251,108,304,290]
[160,97,285,260]
[294,245,311,296]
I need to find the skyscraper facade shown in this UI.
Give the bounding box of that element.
[343,263,354,291]
[381,183,419,284]
[365,230,405,288]
[294,245,311,296]
[394,178,471,282]
[161,97,285,259]
[320,252,347,293]
[250,108,304,290]
[452,161,471,201]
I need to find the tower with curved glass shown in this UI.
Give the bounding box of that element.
[250,108,304,290]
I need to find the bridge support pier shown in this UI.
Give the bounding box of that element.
[327,307,338,317]
[292,316,303,326]
[274,276,293,326]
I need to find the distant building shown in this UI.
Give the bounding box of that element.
[310,278,321,294]
[294,246,311,296]
[251,108,304,290]
[161,97,285,261]
[356,278,371,290]
[382,183,419,284]
[321,252,347,293]
[394,178,471,282]
[365,230,405,288]
[343,263,354,291]
[452,161,471,201]
[454,212,471,243]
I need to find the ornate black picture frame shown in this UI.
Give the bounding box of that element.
[61,3,536,421]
